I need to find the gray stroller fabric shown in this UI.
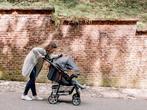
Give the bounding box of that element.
[47,56,79,85]
[53,56,79,71]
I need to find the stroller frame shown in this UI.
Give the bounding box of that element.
[44,57,81,106]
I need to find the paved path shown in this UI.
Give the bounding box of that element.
[1,80,147,99]
[1,80,147,110]
[0,92,147,110]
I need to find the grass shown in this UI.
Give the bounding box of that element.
[0,0,146,30]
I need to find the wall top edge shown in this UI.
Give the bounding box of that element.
[62,19,138,25]
[0,7,55,14]
[136,30,147,35]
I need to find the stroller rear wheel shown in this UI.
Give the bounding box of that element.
[48,94,58,104]
[72,93,81,106]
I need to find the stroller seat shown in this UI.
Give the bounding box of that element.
[47,64,76,86]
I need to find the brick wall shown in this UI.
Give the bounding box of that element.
[135,30,147,88]
[0,8,55,81]
[58,20,138,87]
[1,9,147,88]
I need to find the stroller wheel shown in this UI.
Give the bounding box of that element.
[72,93,81,106]
[48,95,58,104]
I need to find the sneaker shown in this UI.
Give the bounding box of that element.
[21,95,32,101]
[32,96,43,100]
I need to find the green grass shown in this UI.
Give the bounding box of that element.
[0,0,146,30]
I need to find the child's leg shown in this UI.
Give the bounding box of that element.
[72,79,85,89]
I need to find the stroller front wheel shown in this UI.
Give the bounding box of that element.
[72,93,81,106]
[48,95,58,104]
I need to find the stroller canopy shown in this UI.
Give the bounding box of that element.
[53,56,79,71]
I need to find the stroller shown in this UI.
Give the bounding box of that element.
[44,55,81,106]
